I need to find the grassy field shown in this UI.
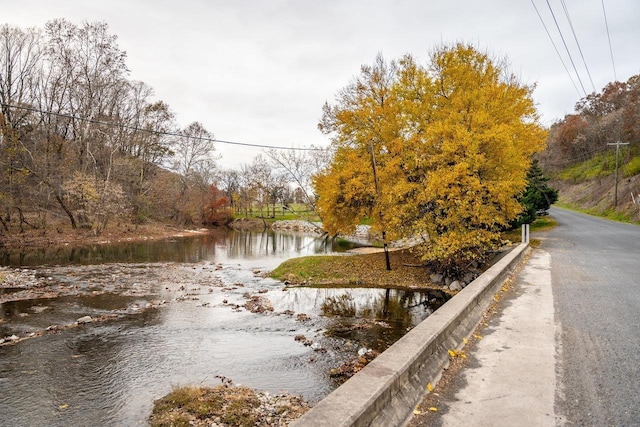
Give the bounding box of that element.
[234,203,320,222]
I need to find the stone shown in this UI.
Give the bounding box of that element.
[463,272,475,284]
[449,281,463,292]
[77,315,93,324]
[445,277,453,286]
[430,273,444,284]
[243,295,274,313]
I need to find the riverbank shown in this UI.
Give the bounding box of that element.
[0,220,209,251]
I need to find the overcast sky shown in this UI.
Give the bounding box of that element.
[3,0,639,168]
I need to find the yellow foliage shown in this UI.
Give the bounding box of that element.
[315,44,547,272]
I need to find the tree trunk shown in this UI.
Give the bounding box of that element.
[55,193,77,229]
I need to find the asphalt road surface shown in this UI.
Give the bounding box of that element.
[410,207,640,427]
[547,207,640,426]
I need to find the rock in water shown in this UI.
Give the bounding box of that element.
[77,316,93,324]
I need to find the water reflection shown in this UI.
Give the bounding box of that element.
[0,228,357,267]
[279,287,449,352]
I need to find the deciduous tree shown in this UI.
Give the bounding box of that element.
[315,44,547,273]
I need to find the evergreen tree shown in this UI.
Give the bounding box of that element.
[513,159,558,226]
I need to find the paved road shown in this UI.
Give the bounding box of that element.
[411,207,640,426]
[547,207,640,426]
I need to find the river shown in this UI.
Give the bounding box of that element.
[0,228,447,427]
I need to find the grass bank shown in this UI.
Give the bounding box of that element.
[555,201,640,224]
[270,248,446,291]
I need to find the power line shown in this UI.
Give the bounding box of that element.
[560,0,596,93]
[530,0,582,98]
[545,0,588,97]
[601,0,618,81]
[0,102,324,152]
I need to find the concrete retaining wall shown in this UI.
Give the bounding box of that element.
[292,243,529,427]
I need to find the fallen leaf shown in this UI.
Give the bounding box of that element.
[448,349,458,358]
[473,334,483,340]
[413,409,422,415]
[59,404,69,410]
[427,383,434,392]
[428,407,438,412]
[463,337,468,344]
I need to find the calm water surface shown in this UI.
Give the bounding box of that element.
[0,228,447,427]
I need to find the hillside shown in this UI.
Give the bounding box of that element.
[552,172,640,222]
[546,147,640,222]
[538,74,640,223]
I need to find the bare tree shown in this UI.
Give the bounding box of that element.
[0,24,42,130]
[248,154,288,217]
[265,146,331,211]
[172,121,217,186]
[216,168,241,211]
[0,25,44,228]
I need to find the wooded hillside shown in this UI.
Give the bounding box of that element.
[539,74,640,220]
[0,20,223,237]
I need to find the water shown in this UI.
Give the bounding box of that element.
[0,228,447,426]
[0,228,343,267]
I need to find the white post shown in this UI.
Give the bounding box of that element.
[522,224,530,244]
[526,224,530,244]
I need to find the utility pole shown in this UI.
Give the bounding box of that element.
[607,141,630,207]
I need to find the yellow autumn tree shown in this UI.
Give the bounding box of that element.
[314,44,547,274]
[315,53,402,240]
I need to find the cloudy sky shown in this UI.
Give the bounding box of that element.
[3,0,639,168]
